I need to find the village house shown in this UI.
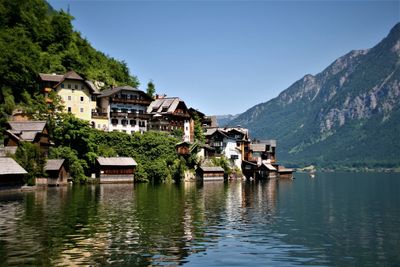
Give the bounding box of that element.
[38,71,109,130]
[36,159,69,186]
[95,157,137,183]
[147,96,194,142]
[96,86,153,134]
[196,166,225,181]
[3,121,52,156]
[0,157,27,187]
[188,108,217,128]
[204,127,250,170]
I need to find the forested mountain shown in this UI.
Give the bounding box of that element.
[0,0,138,104]
[229,23,400,169]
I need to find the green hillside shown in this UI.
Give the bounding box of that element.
[0,0,138,104]
[229,23,400,169]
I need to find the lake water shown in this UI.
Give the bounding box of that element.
[0,173,399,266]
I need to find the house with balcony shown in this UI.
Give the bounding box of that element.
[204,127,250,170]
[147,97,193,142]
[39,71,101,123]
[97,86,153,134]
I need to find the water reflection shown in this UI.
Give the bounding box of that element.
[0,174,399,266]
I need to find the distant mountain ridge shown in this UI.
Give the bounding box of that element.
[229,23,400,168]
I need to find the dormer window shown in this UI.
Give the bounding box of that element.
[68,84,71,89]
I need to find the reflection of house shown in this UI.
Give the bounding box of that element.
[147,97,193,142]
[36,159,69,186]
[95,157,137,183]
[204,127,250,169]
[0,157,27,187]
[97,86,153,134]
[196,166,225,181]
[4,121,52,156]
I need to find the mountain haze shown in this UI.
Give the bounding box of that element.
[230,23,400,168]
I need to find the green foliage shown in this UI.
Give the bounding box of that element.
[211,156,232,176]
[49,146,88,183]
[0,0,139,105]
[146,80,155,98]
[192,112,205,143]
[171,128,184,140]
[13,142,46,185]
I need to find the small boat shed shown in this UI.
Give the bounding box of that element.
[36,159,69,186]
[95,157,137,183]
[197,166,225,181]
[0,157,27,187]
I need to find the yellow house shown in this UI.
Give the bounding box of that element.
[39,71,109,130]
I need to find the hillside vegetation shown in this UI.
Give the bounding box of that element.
[0,0,138,104]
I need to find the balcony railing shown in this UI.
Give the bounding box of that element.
[111,97,152,105]
[92,112,108,119]
[110,111,150,119]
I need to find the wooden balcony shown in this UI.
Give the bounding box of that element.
[111,97,152,105]
[92,112,108,119]
[110,112,150,119]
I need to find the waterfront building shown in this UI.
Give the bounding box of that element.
[147,96,193,142]
[36,159,69,186]
[196,166,225,181]
[95,157,137,183]
[97,86,153,134]
[0,157,27,187]
[4,121,52,156]
[204,127,250,170]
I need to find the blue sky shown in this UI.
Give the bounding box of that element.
[48,0,399,115]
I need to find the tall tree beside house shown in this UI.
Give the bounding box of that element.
[13,142,46,185]
[146,80,156,98]
[192,112,205,143]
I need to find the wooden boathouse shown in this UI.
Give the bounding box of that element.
[95,157,137,183]
[0,157,27,188]
[197,166,225,181]
[36,159,69,186]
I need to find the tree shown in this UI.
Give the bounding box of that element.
[14,142,46,185]
[146,80,155,98]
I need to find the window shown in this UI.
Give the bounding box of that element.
[67,107,71,113]
[121,119,128,126]
[80,96,84,102]
[130,120,136,126]
[80,108,84,113]
[131,109,137,114]
[75,84,78,89]
[67,84,71,89]
[91,96,96,101]
[138,110,144,114]
[61,84,65,88]
[111,119,118,125]
[68,96,71,101]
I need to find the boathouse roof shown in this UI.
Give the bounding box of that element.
[45,159,65,171]
[96,157,137,166]
[0,157,28,175]
[199,166,225,172]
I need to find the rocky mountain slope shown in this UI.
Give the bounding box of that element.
[229,23,400,168]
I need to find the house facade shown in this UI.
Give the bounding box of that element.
[39,71,101,123]
[4,121,52,156]
[147,97,193,142]
[97,86,153,134]
[95,157,137,183]
[204,127,250,170]
[36,159,69,186]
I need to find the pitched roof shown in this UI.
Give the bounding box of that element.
[98,85,144,98]
[0,147,18,157]
[8,121,46,132]
[147,97,186,114]
[261,162,277,171]
[250,144,267,152]
[39,73,64,82]
[45,159,65,171]
[96,157,137,166]
[199,166,225,172]
[0,158,28,175]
